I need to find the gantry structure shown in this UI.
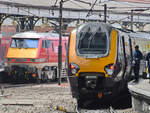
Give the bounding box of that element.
[0,0,150,32]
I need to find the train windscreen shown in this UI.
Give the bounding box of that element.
[10,38,39,48]
[78,31,107,54]
[76,23,112,58]
[77,24,110,56]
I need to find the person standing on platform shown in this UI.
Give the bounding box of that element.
[133,45,143,83]
[146,51,150,80]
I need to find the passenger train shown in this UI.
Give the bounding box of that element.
[67,22,150,107]
[5,32,68,83]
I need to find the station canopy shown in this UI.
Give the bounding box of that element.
[0,0,150,25]
[0,0,150,13]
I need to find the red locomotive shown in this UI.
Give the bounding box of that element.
[5,31,68,83]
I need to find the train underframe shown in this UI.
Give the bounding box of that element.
[69,74,131,108]
[5,63,57,83]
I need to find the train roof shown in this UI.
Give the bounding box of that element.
[12,31,68,40]
[77,22,112,34]
[128,32,150,39]
[116,28,150,39]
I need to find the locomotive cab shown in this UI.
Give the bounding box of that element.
[7,38,39,58]
[5,32,67,83]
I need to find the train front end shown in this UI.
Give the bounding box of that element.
[68,22,120,105]
[5,32,40,82]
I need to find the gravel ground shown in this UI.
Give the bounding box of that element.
[0,82,136,113]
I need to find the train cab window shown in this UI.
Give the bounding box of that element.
[79,32,91,48]
[78,31,107,54]
[11,38,38,48]
[11,39,16,48]
[90,32,107,49]
[24,39,38,48]
[11,39,24,48]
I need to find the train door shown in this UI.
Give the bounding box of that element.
[45,39,51,62]
[51,40,59,63]
[120,33,133,82]
[128,37,133,79]
[48,39,55,63]
[120,34,127,79]
[113,32,128,93]
[40,39,46,59]
[124,35,133,81]
[40,39,49,62]
[116,31,133,81]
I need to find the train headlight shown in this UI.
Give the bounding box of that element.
[70,63,80,75]
[71,68,77,75]
[104,64,114,76]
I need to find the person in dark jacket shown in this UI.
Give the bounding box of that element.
[146,51,150,78]
[133,45,143,82]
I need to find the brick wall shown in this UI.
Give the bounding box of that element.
[0,25,75,36]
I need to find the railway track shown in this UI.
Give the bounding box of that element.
[0,83,35,89]
[75,106,119,113]
[0,82,133,113]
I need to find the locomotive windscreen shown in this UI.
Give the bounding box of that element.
[77,23,111,56]
[10,38,39,48]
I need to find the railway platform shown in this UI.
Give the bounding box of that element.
[128,79,150,113]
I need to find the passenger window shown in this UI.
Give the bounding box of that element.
[42,40,46,48]
[47,40,52,48]
[42,40,51,48]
